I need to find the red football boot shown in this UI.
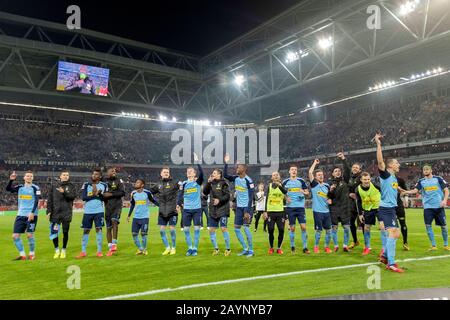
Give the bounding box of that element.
[13,255,27,261]
[76,252,87,259]
[386,264,405,273]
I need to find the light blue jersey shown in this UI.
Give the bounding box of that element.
[283,178,308,208]
[6,181,41,216]
[129,189,158,219]
[416,176,448,209]
[310,180,330,213]
[82,182,108,214]
[224,164,255,210]
[234,176,254,209]
[379,170,398,208]
[180,180,202,210]
[177,164,204,210]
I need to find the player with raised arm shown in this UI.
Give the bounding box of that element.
[348,162,363,249]
[224,153,255,257]
[76,168,108,259]
[6,171,41,260]
[374,133,404,273]
[308,159,332,254]
[177,153,204,256]
[403,165,449,250]
[203,169,231,256]
[127,179,159,255]
[149,167,180,256]
[282,164,310,254]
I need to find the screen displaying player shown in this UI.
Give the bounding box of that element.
[56,61,109,96]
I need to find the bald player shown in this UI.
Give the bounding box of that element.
[404,164,449,251]
[374,133,404,273]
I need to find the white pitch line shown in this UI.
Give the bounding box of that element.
[98,254,450,300]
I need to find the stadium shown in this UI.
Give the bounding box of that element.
[0,0,450,303]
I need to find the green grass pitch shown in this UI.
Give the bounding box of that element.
[0,208,449,300]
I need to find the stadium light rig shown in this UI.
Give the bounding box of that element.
[368,67,446,92]
[318,36,333,50]
[304,101,320,111]
[285,49,310,64]
[368,80,397,91]
[233,74,246,87]
[121,112,150,119]
[187,119,213,126]
[399,0,421,16]
[300,65,449,114]
[411,67,443,80]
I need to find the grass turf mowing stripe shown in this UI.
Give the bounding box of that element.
[98,254,450,300]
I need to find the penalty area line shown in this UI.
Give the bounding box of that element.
[98,254,450,300]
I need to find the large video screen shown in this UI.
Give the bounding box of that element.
[56,61,109,96]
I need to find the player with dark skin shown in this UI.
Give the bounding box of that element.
[102,167,125,253]
[83,171,103,238]
[224,154,252,225]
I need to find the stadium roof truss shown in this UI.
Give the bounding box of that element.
[0,0,449,123]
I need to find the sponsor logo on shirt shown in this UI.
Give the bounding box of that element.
[269,199,282,205]
[235,185,247,192]
[392,182,398,189]
[19,195,33,200]
[185,188,198,194]
[317,191,328,199]
[424,186,439,192]
[289,188,301,192]
[136,200,147,205]
[362,198,375,204]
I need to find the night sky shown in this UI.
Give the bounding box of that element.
[0,0,302,55]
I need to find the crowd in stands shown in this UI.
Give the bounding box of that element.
[0,120,172,164]
[0,97,449,165]
[276,97,450,161]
